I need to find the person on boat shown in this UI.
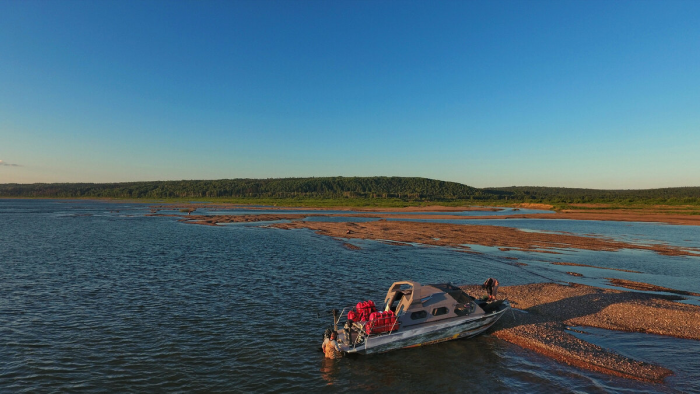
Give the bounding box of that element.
[483,277,499,301]
[323,331,343,359]
[343,319,353,346]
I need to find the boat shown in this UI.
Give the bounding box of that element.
[325,281,510,355]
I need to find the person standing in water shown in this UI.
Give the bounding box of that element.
[323,331,343,359]
[483,277,499,301]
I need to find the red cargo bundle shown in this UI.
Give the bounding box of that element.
[347,310,358,322]
[365,310,398,335]
[355,300,377,322]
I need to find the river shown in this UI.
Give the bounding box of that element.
[1,199,698,392]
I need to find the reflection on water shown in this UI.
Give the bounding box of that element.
[0,200,697,392]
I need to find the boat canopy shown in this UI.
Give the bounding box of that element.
[383,281,421,309]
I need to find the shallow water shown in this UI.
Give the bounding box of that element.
[568,327,700,394]
[399,217,700,248]
[1,200,698,392]
[164,206,553,217]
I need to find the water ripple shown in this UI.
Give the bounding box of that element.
[1,200,697,392]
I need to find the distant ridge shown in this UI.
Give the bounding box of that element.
[0,177,506,200]
[0,177,698,204]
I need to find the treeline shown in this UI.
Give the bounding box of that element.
[0,177,508,201]
[488,186,700,205]
[1,178,698,205]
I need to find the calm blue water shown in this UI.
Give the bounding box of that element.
[1,199,698,392]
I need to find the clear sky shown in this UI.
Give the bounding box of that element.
[1,0,699,188]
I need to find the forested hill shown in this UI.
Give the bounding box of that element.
[486,186,700,204]
[0,177,507,200]
[1,178,698,204]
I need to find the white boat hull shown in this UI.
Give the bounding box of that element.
[341,301,510,355]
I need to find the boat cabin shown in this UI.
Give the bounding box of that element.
[383,281,481,328]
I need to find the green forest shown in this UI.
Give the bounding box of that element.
[490,186,700,205]
[1,177,698,206]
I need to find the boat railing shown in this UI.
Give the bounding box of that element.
[388,313,400,335]
[332,302,397,350]
[334,306,351,327]
[333,306,370,350]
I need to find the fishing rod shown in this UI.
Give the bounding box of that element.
[316,306,357,319]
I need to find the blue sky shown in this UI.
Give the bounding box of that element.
[1,0,698,188]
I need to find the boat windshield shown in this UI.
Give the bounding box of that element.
[429,283,474,304]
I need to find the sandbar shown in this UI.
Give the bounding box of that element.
[151,213,700,256]
[270,219,699,257]
[462,282,700,382]
[551,261,643,273]
[605,278,700,297]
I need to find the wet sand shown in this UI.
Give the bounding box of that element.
[465,211,700,226]
[462,283,700,382]
[551,261,643,273]
[605,278,700,297]
[147,213,312,225]
[512,203,555,210]
[270,220,699,257]
[152,213,700,256]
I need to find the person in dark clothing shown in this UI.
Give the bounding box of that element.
[323,331,343,359]
[482,278,499,301]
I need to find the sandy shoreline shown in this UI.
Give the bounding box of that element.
[460,282,700,382]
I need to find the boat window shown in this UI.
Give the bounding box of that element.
[432,307,449,316]
[410,310,427,320]
[390,290,410,313]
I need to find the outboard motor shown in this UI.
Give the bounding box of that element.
[343,320,353,345]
